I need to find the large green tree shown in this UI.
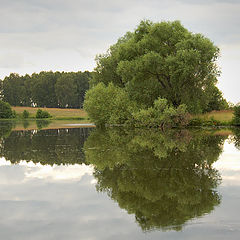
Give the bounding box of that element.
[92,20,223,113]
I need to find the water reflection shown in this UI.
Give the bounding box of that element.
[0,125,239,234]
[0,121,14,138]
[84,128,227,231]
[0,128,92,165]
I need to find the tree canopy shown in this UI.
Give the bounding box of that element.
[91,20,227,114]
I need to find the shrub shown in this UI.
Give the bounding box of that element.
[84,83,137,127]
[22,110,30,118]
[36,109,51,118]
[0,100,16,118]
[132,98,189,129]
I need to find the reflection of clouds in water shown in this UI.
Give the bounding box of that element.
[0,157,93,182]
[213,141,240,186]
[0,157,11,166]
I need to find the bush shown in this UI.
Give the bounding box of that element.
[232,105,240,126]
[84,83,137,127]
[22,110,30,118]
[0,100,16,118]
[36,109,51,118]
[84,83,189,128]
[132,98,189,129]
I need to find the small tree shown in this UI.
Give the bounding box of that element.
[0,100,15,118]
[36,109,51,118]
[22,110,30,118]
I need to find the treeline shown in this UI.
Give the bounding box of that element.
[0,71,90,108]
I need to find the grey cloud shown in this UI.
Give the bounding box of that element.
[0,0,239,102]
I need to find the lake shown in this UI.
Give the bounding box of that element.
[0,122,240,239]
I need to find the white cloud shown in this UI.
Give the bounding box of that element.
[0,158,94,183]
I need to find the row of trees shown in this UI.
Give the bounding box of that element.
[0,71,90,108]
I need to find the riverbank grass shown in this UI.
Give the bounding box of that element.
[12,106,89,120]
[190,110,234,126]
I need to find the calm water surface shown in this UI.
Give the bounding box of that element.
[0,123,240,239]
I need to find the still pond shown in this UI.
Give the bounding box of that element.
[0,121,240,239]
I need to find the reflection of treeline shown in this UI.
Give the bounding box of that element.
[0,121,15,138]
[84,128,227,231]
[231,128,240,150]
[0,71,90,108]
[0,128,93,165]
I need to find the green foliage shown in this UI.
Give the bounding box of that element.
[36,109,51,119]
[204,85,229,112]
[31,71,59,108]
[84,83,189,128]
[132,98,189,128]
[0,100,16,118]
[2,73,31,106]
[1,71,90,108]
[92,20,224,114]
[55,74,78,108]
[232,105,240,125]
[84,83,137,127]
[22,110,30,118]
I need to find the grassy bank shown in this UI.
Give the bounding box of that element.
[8,107,237,128]
[190,110,234,126]
[12,106,89,120]
[194,110,233,122]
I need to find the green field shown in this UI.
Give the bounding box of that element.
[12,106,88,120]
[195,110,234,122]
[8,107,235,130]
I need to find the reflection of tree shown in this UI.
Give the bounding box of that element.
[22,120,30,129]
[231,128,240,150]
[36,119,50,129]
[84,128,226,231]
[0,121,14,138]
[0,128,92,165]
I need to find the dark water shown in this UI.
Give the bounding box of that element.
[0,123,240,239]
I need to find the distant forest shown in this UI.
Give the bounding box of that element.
[0,71,90,108]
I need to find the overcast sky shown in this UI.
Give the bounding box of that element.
[0,0,239,103]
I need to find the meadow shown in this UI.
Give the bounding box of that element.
[12,106,88,120]
[195,110,233,122]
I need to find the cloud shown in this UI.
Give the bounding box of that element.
[0,0,239,101]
